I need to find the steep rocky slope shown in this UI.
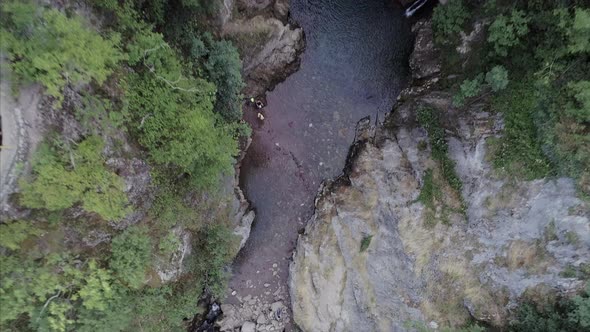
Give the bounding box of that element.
[289,19,590,331]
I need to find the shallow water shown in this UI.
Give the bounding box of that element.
[228,0,413,322]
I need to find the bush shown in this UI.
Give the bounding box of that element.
[485,65,509,92]
[0,1,123,104]
[510,284,590,331]
[488,83,553,180]
[432,0,469,44]
[20,137,130,221]
[204,37,245,123]
[487,10,530,57]
[191,225,238,298]
[453,75,484,107]
[110,227,152,289]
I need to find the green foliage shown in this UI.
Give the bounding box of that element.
[159,231,181,255]
[432,0,469,44]
[0,1,123,104]
[203,37,246,123]
[510,284,590,331]
[488,83,553,180]
[485,65,509,92]
[19,137,130,221]
[191,224,238,298]
[417,169,441,208]
[453,75,483,107]
[110,227,152,289]
[360,235,373,252]
[417,108,463,193]
[487,10,530,57]
[0,220,42,250]
[566,81,590,122]
[568,8,590,54]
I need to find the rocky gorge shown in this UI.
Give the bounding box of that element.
[288,15,590,332]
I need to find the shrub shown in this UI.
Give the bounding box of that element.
[20,137,130,221]
[432,0,469,44]
[487,10,530,57]
[109,227,152,289]
[191,224,238,298]
[360,235,373,252]
[0,220,42,250]
[0,1,123,104]
[204,38,245,123]
[453,75,484,107]
[510,284,590,331]
[488,83,553,180]
[485,65,509,92]
[568,8,590,54]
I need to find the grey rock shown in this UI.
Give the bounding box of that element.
[241,321,256,332]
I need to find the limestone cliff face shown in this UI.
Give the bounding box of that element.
[289,20,590,331]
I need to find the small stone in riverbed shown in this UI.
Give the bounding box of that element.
[272,263,278,268]
[264,283,270,287]
[309,123,313,127]
[257,314,267,324]
[231,290,237,296]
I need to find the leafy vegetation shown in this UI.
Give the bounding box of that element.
[0,1,123,104]
[432,0,469,44]
[360,234,373,252]
[19,137,130,221]
[510,283,590,331]
[432,1,590,194]
[487,83,553,180]
[1,0,249,330]
[417,108,463,193]
[110,227,152,289]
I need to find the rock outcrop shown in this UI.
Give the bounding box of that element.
[289,19,590,331]
[219,0,304,96]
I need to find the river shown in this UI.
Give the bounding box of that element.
[227,0,413,327]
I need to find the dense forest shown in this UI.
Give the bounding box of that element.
[1,0,246,330]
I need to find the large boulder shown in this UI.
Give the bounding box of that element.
[222,15,304,96]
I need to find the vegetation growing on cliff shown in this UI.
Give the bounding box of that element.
[0,0,247,330]
[432,0,590,195]
[429,0,590,330]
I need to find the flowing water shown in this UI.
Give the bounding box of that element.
[227,0,413,325]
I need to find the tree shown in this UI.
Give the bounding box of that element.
[0,1,123,104]
[487,10,530,56]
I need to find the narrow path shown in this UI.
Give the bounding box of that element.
[0,57,43,213]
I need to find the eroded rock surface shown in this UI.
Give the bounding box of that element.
[289,19,590,331]
[220,1,304,96]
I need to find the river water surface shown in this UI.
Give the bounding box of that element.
[228,0,413,325]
